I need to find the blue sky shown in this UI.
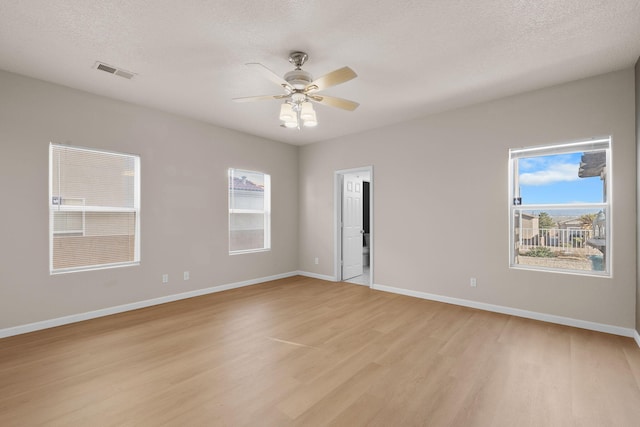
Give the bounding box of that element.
[518,152,604,204]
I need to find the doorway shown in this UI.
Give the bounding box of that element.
[334,166,373,287]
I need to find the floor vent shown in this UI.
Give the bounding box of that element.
[94,61,136,80]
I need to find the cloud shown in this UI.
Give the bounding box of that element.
[519,162,579,186]
[518,157,548,171]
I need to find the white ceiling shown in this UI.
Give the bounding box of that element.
[1,1,639,146]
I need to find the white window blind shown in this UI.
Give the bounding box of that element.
[229,168,271,254]
[49,144,140,273]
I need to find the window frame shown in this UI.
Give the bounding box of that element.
[228,168,271,255]
[508,137,611,277]
[49,143,141,274]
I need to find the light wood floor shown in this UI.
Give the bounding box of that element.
[2,276,640,426]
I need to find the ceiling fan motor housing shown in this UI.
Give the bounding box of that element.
[284,69,313,90]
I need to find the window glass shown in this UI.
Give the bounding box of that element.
[229,169,270,253]
[509,139,609,275]
[518,152,605,204]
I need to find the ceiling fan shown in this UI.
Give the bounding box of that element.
[233,51,359,129]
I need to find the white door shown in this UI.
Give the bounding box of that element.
[342,173,363,280]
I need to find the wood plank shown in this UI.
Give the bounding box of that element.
[1,276,639,426]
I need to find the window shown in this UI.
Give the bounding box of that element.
[49,144,140,273]
[509,138,610,276]
[228,168,270,254]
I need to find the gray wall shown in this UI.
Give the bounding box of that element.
[299,68,637,329]
[0,70,299,329]
[1,66,637,333]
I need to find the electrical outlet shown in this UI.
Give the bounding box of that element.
[470,277,477,287]
[314,257,319,265]
[162,274,169,284]
[184,271,189,281]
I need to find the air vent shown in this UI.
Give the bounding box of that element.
[94,61,136,80]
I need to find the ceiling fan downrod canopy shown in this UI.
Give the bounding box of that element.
[288,51,308,69]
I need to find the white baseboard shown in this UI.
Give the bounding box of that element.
[372,283,636,339]
[0,271,299,339]
[296,271,336,282]
[4,274,637,346]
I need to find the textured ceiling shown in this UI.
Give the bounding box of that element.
[1,0,639,145]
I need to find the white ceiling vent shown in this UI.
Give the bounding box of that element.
[94,61,136,79]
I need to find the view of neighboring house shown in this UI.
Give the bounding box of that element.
[516,212,539,246]
[518,214,594,251]
[557,217,590,247]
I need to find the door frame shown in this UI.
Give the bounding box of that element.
[334,166,373,287]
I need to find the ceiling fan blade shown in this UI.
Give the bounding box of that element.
[309,94,359,111]
[232,94,289,102]
[306,67,357,92]
[246,63,292,90]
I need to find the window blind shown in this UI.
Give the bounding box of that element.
[49,144,140,273]
[509,138,610,159]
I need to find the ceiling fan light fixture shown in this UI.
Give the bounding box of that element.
[303,109,318,127]
[300,102,315,120]
[279,103,294,121]
[283,120,298,128]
